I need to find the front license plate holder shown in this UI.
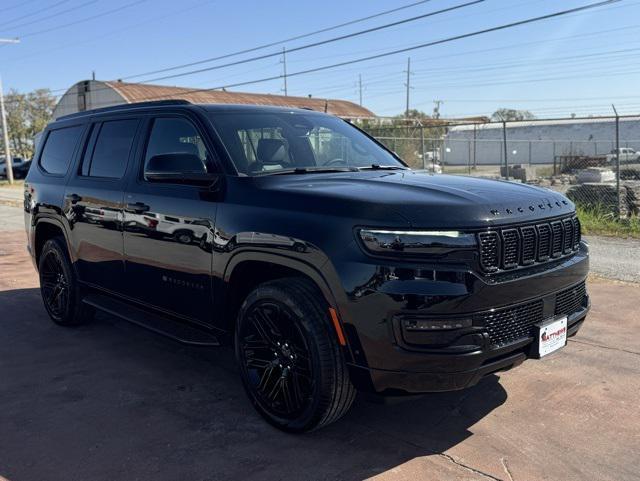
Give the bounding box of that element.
[531,316,568,359]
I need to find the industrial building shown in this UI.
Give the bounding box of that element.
[444,117,640,166]
[53,80,374,120]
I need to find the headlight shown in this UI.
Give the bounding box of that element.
[358,229,476,256]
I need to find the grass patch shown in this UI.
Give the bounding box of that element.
[577,205,640,239]
[0,179,24,188]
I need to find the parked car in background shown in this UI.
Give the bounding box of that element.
[606,148,640,163]
[24,100,590,433]
[1,157,31,178]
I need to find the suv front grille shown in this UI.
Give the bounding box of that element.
[478,215,581,273]
[555,281,587,316]
[475,281,587,347]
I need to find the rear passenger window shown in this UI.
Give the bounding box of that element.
[39,125,84,175]
[83,119,138,179]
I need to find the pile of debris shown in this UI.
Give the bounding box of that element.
[567,181,640,216]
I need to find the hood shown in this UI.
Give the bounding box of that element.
[252,171,575,228]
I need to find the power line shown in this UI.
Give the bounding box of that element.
[136,0,485,84]
[1,0,215,68]
[122,0,438,81]
[20,0,149,39]
[0,0,38,14]
[0,0,99,33]
[124,0,621,102]
[0,0,71,30]
[41,8,639,100]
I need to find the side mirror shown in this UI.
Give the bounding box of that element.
[145,153,219,185]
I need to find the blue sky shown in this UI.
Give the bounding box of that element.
[1,0,639,118]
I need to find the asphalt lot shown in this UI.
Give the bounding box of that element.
[1,202,639,480]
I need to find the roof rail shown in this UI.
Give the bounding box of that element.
[56,99,191,121]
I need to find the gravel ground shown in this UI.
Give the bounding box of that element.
[584,235,640,283]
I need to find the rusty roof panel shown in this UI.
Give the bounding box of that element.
[105,81,374,118]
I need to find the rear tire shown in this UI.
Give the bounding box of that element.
[235,277,355,432]
[38,236,94,326]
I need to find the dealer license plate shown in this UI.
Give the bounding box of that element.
[537,316,567,357]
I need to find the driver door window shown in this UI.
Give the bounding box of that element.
[143,117,210,177]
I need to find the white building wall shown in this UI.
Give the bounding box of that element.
[53,81,126,119]
[444,119,640,165]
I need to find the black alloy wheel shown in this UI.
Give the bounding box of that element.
[236,278,355,432]
[40,248,70,319]
[240,300,315,419]
[38,237,94,326]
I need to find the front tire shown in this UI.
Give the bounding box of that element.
[38,236,94,326]
[235,278,355,432]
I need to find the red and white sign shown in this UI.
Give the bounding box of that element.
[538,317,567,357]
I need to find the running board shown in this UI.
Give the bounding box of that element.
[83,293,220,346]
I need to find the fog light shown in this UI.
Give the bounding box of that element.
[403,318,472,331]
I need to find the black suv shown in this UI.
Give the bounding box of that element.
[24,100,589,432]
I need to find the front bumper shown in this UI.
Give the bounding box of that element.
[338,243,590,395]
[348,306,587,394]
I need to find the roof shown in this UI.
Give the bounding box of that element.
[104,81,374,118]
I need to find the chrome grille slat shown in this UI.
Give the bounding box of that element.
[477,215,580,273]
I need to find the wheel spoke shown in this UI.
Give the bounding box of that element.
[258,365,276,392]
[251,310,277,345]
[245,355,272,370]
[266,376,284,403]
[281,377,296,412]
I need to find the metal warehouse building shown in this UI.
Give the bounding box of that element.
[53,80,374,120]
[444,117,640,166]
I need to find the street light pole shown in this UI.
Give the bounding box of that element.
[0,37,20,185]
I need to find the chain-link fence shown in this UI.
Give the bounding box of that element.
[363,115,640,219]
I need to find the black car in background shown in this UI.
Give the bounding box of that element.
[24,100,589,432]
[1,156,32,179]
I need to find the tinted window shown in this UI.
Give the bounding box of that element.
[39,125,84,175]
[208,112,402,175]
[84,119,138,179]
[144,118,210,173]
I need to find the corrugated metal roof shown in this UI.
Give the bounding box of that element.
[104,81,374,118]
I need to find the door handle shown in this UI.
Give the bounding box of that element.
[66,193,82,204]
[126,202,150,213]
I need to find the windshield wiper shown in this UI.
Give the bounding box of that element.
[358,164,408,171]
[263,167,358,176]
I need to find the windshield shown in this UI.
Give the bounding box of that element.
[208,111,406,175]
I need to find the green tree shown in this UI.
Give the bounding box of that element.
[491,108,536,122]
[2,88,56,159]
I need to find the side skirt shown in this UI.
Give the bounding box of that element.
[83,292,220,346]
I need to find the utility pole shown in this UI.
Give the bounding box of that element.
[404,57,411,117]
[0,76,11,184]
[612,104,620,217]
[0,37,20,185]
[281,47,288,96]
[433,100,443,119]
[358,74,363,106]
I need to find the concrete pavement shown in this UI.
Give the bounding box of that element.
[0,227,639,481]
